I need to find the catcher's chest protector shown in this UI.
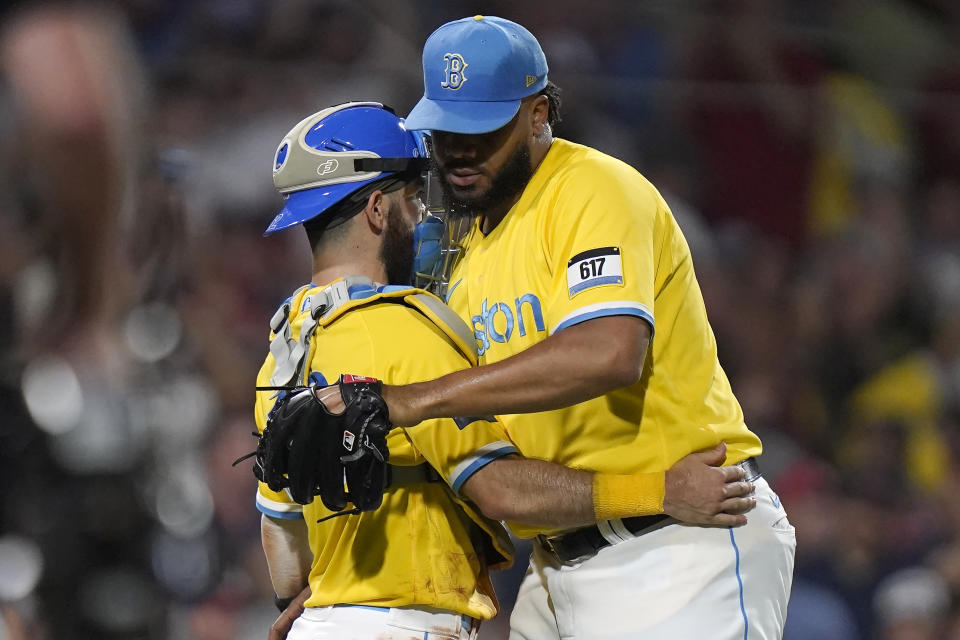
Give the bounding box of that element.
[268,276,477,388]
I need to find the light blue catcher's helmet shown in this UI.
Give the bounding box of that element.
[266,102,429,235]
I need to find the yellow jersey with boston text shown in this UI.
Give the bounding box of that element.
[254,280,517,619]
[447,138,762,539]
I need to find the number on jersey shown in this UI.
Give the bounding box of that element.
[567,247,623,297]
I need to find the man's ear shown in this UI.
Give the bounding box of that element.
[363,190,387,234]
[530,95,550,137]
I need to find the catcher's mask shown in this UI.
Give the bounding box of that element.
[412,168,472,298]
[265,102,429,235]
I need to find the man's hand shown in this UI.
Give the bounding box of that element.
[268,586,309,640]
[312,385,345,413]
[322,382,419,427]
[663,443,756,527]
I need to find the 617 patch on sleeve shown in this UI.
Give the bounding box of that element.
[567,247,623,297]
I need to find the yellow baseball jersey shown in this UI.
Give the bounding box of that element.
[254,280,517,619]
[447,138,763,539]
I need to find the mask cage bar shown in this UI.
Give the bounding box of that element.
[413,167,474,298]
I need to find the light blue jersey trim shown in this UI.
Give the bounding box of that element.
[332,604,390,612]
[256,492,303,520]
[729,528,748,639]
[257,502,305,520]
[569,275,623,296]
[552,306,655,336]
[450,444,518,493]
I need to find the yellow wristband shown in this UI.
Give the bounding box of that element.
[592,471,666,520]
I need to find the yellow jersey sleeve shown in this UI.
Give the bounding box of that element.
[253,349,309,521]
[406,416,517,495]
[540,154,660,336]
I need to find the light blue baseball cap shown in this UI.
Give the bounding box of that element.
[405,15,549,134]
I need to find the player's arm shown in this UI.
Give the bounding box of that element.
[460,443,755,528]
[410,395,754,527]
[326,311,756,526]
[260,514,311,601]
[405,316,756,527]
[386,322,746,528]
[260,515,311,640]
[384,313,648,426]
[1,6,140,348]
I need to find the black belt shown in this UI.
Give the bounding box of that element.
[538,457,761,564]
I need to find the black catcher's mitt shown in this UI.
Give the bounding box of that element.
[248,375,391,515]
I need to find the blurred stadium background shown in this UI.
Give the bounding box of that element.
[1,0,959,638]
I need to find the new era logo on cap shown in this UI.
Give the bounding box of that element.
[405,15,549,134]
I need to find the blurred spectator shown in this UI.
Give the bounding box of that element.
[873,567,950,640]
[0,3,150,638]
[684,0,823,245]
[847,303,960,493]
[918,179,960,314]
[919,56,960,182]
[830,0,947,89]
[784,578,859,640]
[807,70,911,239]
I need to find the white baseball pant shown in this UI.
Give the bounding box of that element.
[509,476,796,639]
[286,604,480,640]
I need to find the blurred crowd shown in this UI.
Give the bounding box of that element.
[0,0,959,638]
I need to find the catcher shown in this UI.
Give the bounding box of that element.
[249,103,757,640]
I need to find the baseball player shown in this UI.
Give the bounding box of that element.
[334,16,797,639]
[255,102,514,640]
[255,103,758,640]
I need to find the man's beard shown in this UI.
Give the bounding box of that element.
[435,141,533,219]
[379,200,415,285]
